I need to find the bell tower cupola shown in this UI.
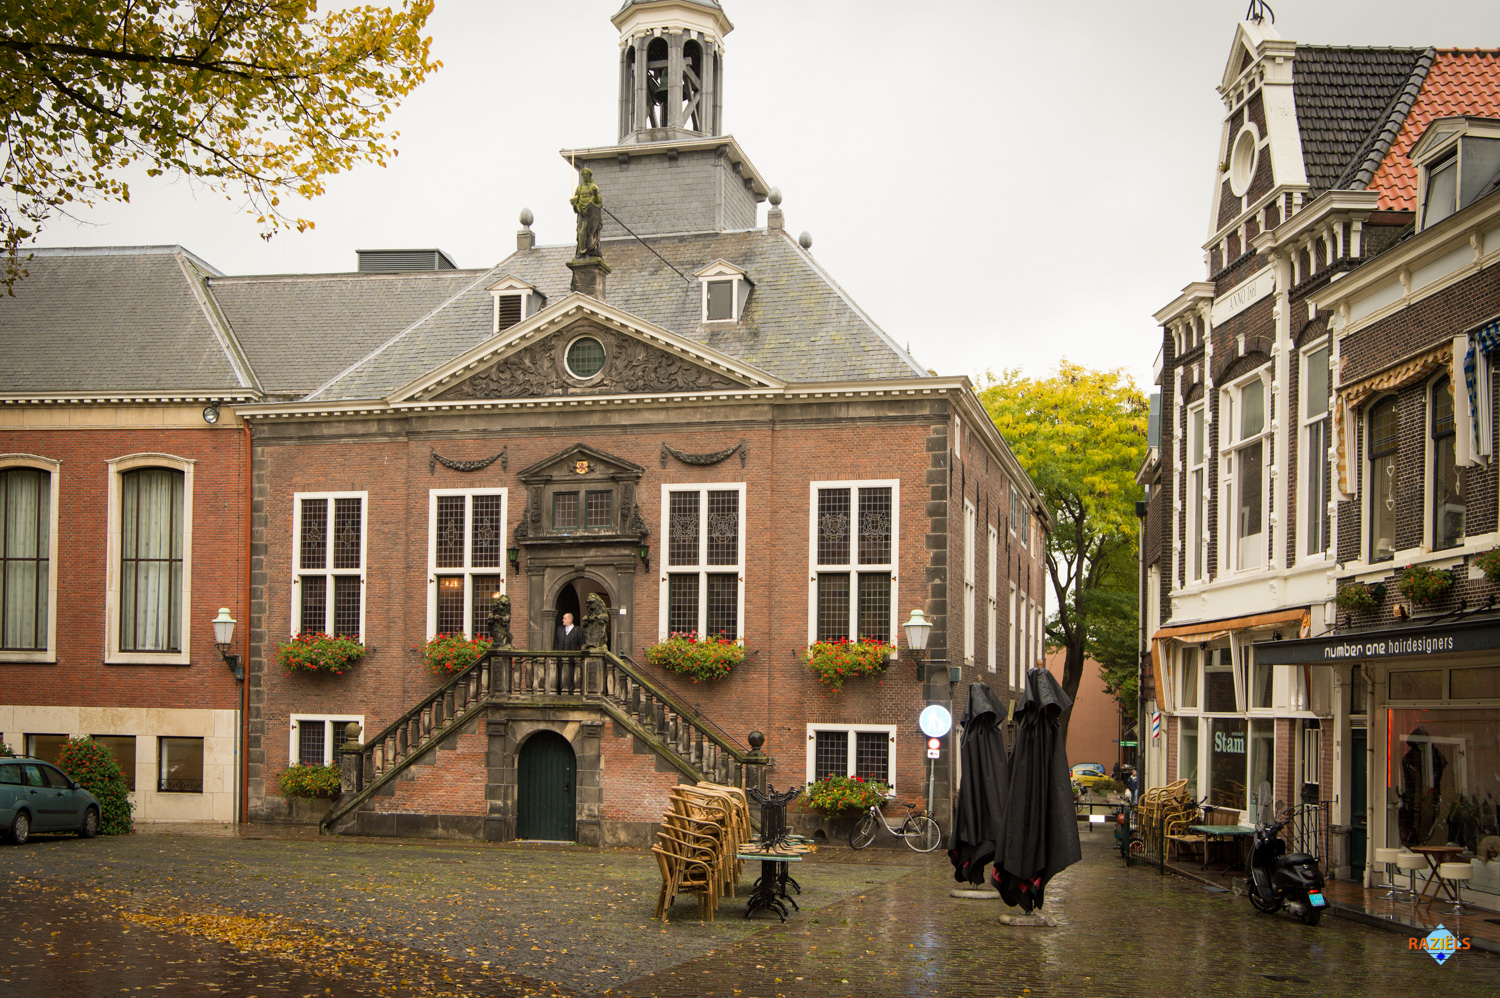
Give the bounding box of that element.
[614,0,731,144]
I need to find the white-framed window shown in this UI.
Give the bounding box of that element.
[809,481,898,644]
[696,261,750,322]
[1429,374,1464,551]
[1202,646,1243,713]
[1186,403,1208,582]
[289,715,365,767]
[1020,497,1031,550]
[963,500,976,664]
[427,489,508,639]
[1420,152,1458,229]
[0,455,59,662]
[953,414,963,458]
[1008,582,1018,686]
[1366,396,1399,563]
[292,492,366,640]
[661,483,746,639]
[157,736,203,794]
[1301,726,1322,786]
[1300,342,1331,560]
[1009,486,1020,536]
[1033,600,1044,667]
[986,524,998,674]
[1220,368,1270,572]
[805,723,896,789]
[106,453,193,665]
[1247,644,1273,711]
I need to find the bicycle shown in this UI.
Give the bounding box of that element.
[848,795,942,853]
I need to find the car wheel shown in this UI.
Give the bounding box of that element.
[9,811,29,845]
[79,806,99,839]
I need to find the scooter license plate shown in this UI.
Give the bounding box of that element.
[1307,890,1327,908]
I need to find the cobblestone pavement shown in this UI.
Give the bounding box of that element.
[2,826,1497,997]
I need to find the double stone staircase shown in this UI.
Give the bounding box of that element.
[319,647,766,835]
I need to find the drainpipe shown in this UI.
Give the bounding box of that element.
[241,417,252,825]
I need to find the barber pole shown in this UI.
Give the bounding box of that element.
[1151,711,1162,740]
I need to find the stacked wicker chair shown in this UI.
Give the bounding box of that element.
[652,782,753,922]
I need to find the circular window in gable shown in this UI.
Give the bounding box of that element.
[1229,124,1260,198]
[565,335,606,380]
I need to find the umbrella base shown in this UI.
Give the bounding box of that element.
[998,913,1058,927]
[950,888,1001,899]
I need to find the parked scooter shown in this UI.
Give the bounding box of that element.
[1245,781,1327,925]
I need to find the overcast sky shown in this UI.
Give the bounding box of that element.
[29,0,1500,393]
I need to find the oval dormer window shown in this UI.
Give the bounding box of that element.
[565,336,606,380]
[1229,124,1259,198]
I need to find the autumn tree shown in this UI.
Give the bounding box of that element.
[978,361,1148,731]
[0,0,439,288]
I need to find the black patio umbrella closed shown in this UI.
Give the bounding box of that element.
[992,666,1081,913]
[947,682,1010,886]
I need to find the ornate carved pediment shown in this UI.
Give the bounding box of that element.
[434,321,742,401]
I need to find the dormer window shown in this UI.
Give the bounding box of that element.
[487,277,544,332]
[1412,116,1500,231]
[695,260,750,323]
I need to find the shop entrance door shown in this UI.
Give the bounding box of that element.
[1350,728,1367,879]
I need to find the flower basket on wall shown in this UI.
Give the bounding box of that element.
[804,775,888,814]
[277,763,342,800]
[1334,582,1381,614]
[801,638,893,692]
[1475,549,1500,585]
[1397,564,1454,607]
[418,633,492,676]
[645,632,745,682]
[275,632,365,675]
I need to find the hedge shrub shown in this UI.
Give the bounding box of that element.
[56,736,134,835]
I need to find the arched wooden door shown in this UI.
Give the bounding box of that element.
[517,731,576,841]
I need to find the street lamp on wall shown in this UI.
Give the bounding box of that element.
[212,607,243,681]
[638,541,650,572]
[507,545,521,574]
[904,608,932,681]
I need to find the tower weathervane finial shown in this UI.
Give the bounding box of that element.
[1244,1,1274,24]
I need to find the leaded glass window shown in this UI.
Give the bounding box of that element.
[428,490,507,640]
[811,483,897,644]
[295,493,366,640]
[661,485,744,640]
[808,725,896,787]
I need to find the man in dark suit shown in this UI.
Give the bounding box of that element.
[555,612,583,650]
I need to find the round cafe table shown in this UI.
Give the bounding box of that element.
[1409,844,1466,902]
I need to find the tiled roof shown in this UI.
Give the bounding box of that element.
[0,247,253,395]
[1367,50,1500,211]
[1292,46,1429,196]
[309,228,924,402]
[208,269,488,396]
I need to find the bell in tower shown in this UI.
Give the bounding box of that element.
[614,0,731,143]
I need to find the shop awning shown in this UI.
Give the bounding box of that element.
[1252,614,1500,665]
[1149,608,1311,711]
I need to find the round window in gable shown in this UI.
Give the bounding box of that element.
[1228,124,1260,198]
[565,336,607,380]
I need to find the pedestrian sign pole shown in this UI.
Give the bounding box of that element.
[918,705,952,820]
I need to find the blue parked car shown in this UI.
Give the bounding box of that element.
[0,757,101,844]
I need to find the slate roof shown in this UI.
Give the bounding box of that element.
[1367,50,1500,211]
[307,228,924,402]
[0,247,253,395]
[1292,46,1429,197]
[208,269,488,396]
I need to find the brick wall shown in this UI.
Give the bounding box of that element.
[0,417,247,713]
[369,719,489,816]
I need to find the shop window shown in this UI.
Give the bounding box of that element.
[1204,647,1238,712]
[157,737,203,793]
[1391,670,1443,700]
[1429,376,1464,551]
[1390,710,1498,850]
[806,724,895,788]
[1179,721,1199,799]
[1250,649,1273,710]
[91,735,137,791]
[1452,667,1500,699]
[1207,717,1248,809]
[1248,720,1275,805]
[1179,647,1200,710]
[1366,397,1398,563]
